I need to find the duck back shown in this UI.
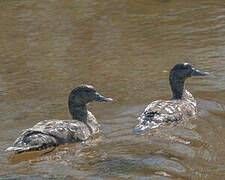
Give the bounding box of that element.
[142,90,196,122]
[134,90,197,133]
[6,119,92,153]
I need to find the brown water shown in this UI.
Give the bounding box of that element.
[0,0,225,179]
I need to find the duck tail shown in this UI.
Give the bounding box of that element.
[6,131,58,153]
[5,146,38,153]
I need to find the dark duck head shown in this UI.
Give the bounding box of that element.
[133,63,209,134]
[68,85,113,122]
[169,63,209,100]
[6,85,113,153]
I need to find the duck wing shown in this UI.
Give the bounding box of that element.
[134,100,195,133]
[6,120,91,153]
[141,100,185,122]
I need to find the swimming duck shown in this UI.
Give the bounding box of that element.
[6,85,113,153]
[133,63,209,133]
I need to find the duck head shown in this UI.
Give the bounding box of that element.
[169,63,209,83]
[169,63,209,99]
[68,85,113,121]
[69,85,113,106]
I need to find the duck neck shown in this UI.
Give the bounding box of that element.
[69,103,88,123]
[170,80,185,100]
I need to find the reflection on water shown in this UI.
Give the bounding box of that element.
[0,0,225,179]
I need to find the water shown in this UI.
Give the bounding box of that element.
[0,0,225,179]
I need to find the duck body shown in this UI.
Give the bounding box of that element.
[8,112,97,152]
[6,85,113,153]
[134,90,196,133]
[133,63,209,133]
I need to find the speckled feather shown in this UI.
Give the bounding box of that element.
[11,112,96,152]
[140,90,196,122]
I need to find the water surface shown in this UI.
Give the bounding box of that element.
[0,0,225,179]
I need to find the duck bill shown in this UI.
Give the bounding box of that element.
[191,69,209,76]
[95,93,113,102]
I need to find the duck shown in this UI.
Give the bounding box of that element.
[6,85,113,153]
[133,63,209,134]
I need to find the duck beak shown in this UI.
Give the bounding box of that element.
[95,93,113,102]
[191,68,209,76]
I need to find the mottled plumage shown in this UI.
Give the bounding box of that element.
[6,85,113,153]
[133,63,209,133]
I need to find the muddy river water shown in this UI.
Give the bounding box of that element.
[0,0,225,179]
